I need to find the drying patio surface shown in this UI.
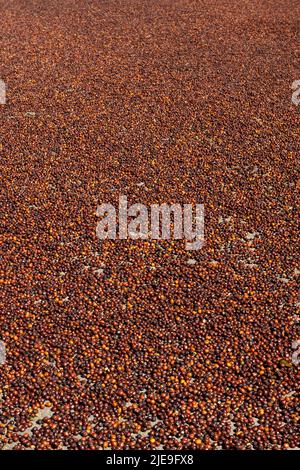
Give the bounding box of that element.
[0,0,299,450]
